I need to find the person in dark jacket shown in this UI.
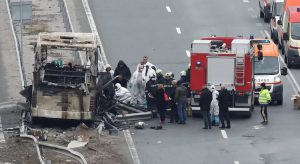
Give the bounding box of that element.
[199,87,213,129]
[217,86,232,129]
[145,73,158,118]
[155,83,167,124]
[175,82,188,124]
[169,80,179,123]
[113,60,131,88]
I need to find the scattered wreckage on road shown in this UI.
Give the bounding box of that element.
[20,32,151,129]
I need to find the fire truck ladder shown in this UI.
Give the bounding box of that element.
[235,57,245,86]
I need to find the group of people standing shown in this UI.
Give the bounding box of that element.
[105,56,190,125]
[199,86,232,129]
[104,56,272,128]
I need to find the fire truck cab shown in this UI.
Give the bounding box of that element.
[190,37,254,117]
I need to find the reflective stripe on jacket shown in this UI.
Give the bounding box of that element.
[258,88,271,104]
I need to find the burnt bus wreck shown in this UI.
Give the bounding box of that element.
[22,32,152,125]
[31,32,99,121]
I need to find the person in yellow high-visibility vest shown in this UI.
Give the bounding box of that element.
[258,83,271,125]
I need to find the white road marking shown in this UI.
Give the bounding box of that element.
[0,104,16,110]
[123,129,141,164]
[0,117,5,143]
[243,0,249,2]
[166,6,172,12]
[253,125,265,130]
[264,30,300,94]
[220,130,228,139]
[251,15,258,18]
[186,50,191,58]
[176,27,181,34]
[256,23,263,27]
[234,161,240,164]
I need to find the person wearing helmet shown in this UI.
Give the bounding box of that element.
[104,64,114,78]
[178,70,187,85]
[163,72,173,114]
[210,85,220,126]
[258,82,271,125]
[145,72,158,118]
[114,83,132,104]
[156,69,164,84]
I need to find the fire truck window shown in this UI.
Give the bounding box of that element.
[254,56,279,75]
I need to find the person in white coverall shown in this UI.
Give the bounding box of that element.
[114,83,132,104]
[137,56,157,83]
[210,85,220,126]
[129,64,147,108]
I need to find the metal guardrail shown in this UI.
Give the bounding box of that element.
[81,0,108,71]
[6,0,26,88]
[59,0,74,32]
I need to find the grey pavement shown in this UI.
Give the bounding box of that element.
[90,0,300,163]
[65,0,91,33]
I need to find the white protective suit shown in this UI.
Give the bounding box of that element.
[129,64,147,107]
[136,62,156,83]
[115,83,132,104]
[210,85,219,116]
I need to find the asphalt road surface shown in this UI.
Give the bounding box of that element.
[90,0,300,164]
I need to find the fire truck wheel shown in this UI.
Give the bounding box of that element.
[250,105,254,111]
[277,100,283,105]
[243,111,252,118]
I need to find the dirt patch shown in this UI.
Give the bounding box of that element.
[0,137,40,164]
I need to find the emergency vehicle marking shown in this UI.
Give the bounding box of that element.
[221,130,228,139]
[176,27,181,34]
[166,6,171,12]
[234,161,240,164]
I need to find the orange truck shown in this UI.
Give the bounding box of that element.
[277,6,300,68]
[251,38,287,105]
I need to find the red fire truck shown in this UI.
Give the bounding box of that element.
[190,37,255,117]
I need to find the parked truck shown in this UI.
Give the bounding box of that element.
[190,37,255,117]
